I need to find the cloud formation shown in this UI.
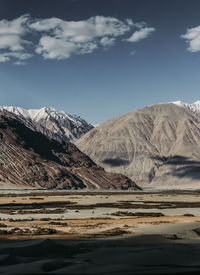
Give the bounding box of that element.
[31,16,138,60]
[125,27,155,42]
[181,26,200,52]
[0,14,155,64]
[0,14,32,63]
[0,52,32,62]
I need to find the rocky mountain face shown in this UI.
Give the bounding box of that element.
[76,103,200,189]
[0,106,93,142]
[0,113,139,190]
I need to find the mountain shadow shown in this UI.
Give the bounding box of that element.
[102,158,130,167]
[151,155,200,180]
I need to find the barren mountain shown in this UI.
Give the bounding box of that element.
[0,113,139,190]
[76,103,200,189]
[0,106,93,142]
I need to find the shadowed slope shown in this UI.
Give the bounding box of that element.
[0,113,139,190]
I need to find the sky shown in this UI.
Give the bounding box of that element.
[1,0,200,124]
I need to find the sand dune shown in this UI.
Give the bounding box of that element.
[1,232,200,274]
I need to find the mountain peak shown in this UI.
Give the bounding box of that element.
[172,100,185,105]
[0,105,93,142]
[172,100,200,113]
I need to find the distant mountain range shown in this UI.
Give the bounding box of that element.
[76,102,200,190]
[2,102,200,190]
[0,106,93,142]
[0,112,138,190]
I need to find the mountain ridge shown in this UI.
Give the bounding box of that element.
[0,112,139,190]
[0,106,94,142]
[172,100,200,114]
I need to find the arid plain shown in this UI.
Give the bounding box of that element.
[1,191,200,274]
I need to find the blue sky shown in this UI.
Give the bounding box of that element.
[1,0,200,124]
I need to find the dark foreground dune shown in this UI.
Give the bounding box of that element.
[1,233,200,275]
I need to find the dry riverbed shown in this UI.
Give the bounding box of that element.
[0,191,200,239]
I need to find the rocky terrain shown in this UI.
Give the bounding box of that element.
[76,103,200,189]
[0,112,139,190]
[0,106,93,142]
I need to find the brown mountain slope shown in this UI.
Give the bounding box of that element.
[76,103,200,189]
[0,113,139,190]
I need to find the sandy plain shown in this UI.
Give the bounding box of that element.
[0,191,200,274]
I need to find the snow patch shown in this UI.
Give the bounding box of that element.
[0,106,82,123]
[172,101,200,113]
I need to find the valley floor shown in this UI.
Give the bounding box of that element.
[1,191,200,274]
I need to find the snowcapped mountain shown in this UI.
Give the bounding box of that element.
[0,106,94,142]
[172,101,200,113]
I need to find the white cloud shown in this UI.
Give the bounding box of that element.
[0,34,26,51]
[33,16,154,60]
[125,27,155,42]
[9,52,32,60]
[100,37,116,47]
[0,14,30,51]
[0,14,31,64]
[36,36,78,60]
[32,16,136,60]
[0,52,32,63]
[31,16,134,40]
[0,14,29,35]
[30,17,62,32]
[0,54,9,62]
[36,35,98,60]
[0,14,155,63]
[79,42,98,54]
[181,26,200,52]
[14,61,26,66]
